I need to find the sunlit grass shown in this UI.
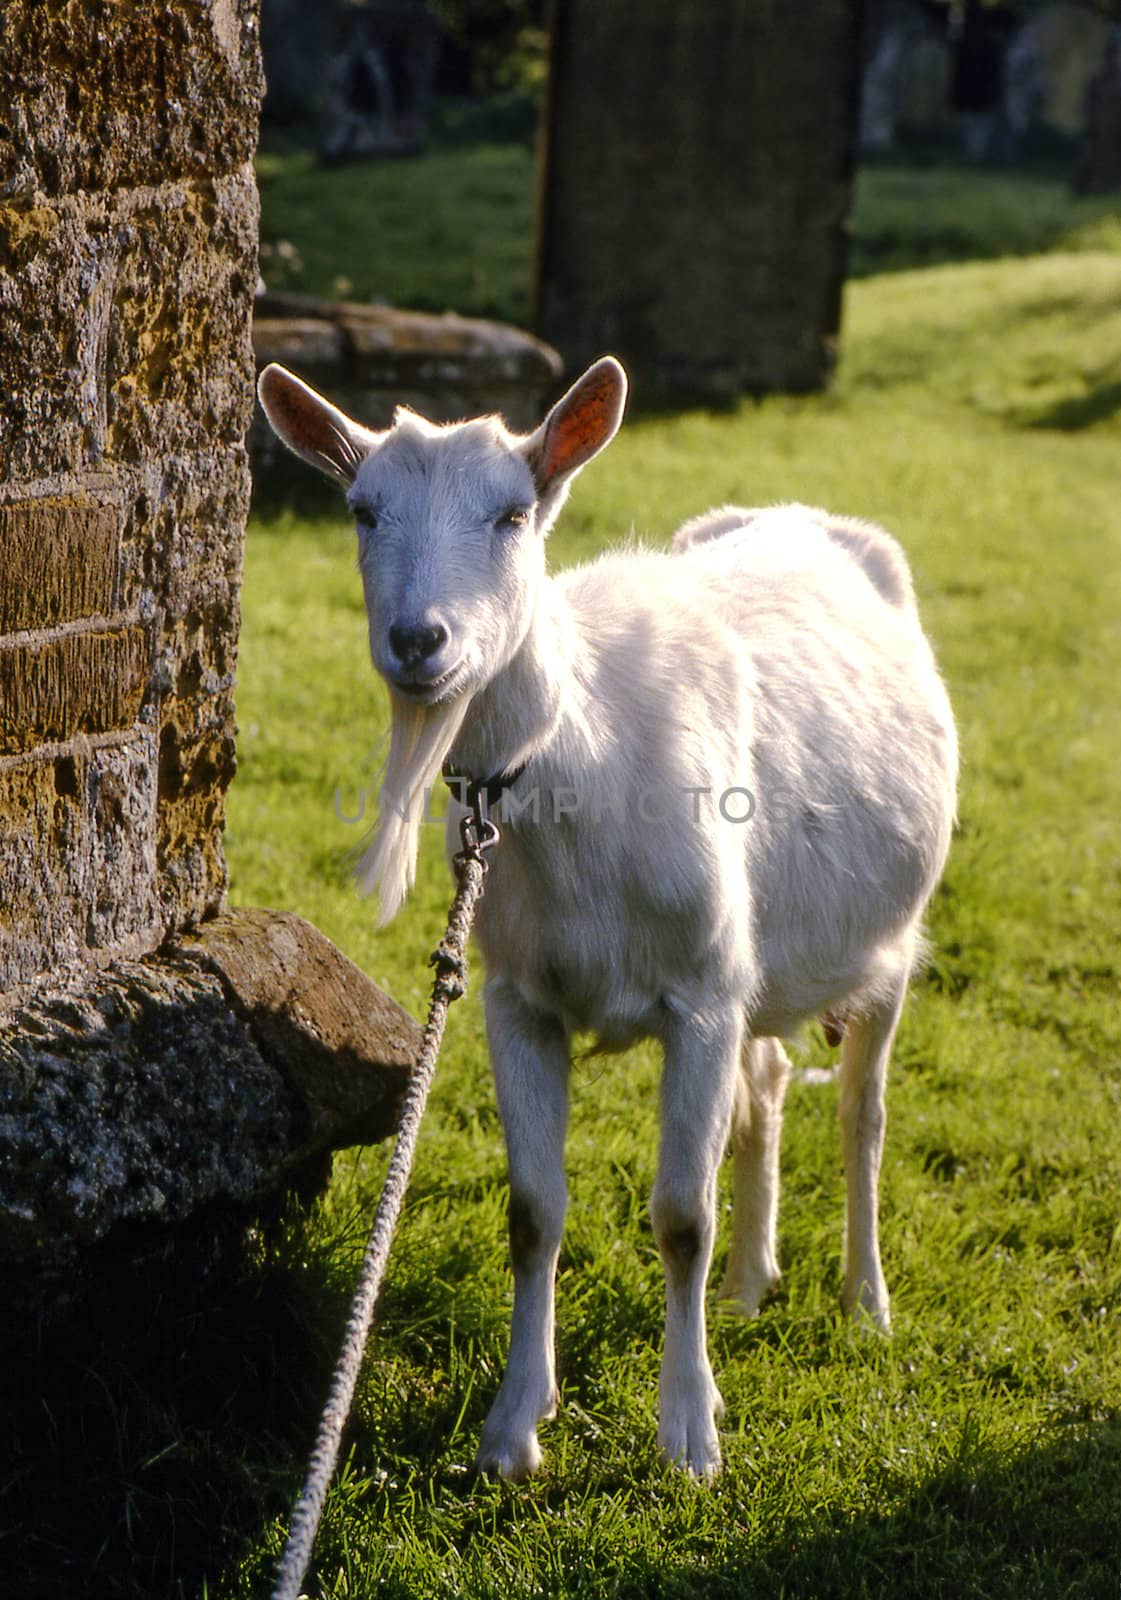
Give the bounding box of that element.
[221,241,1121,1596]
[257,127,1121,322]
[9,124,1121,1599]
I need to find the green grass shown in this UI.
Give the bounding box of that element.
[219,208,1121,1598]
[256,126,536,323]
[848,157,1121,279]
[257,122,1121,320]
[7,131,1121,1599]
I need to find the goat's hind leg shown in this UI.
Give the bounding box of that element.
[838,948,913,1332]
[719,1035,791,1316]
[476,979,570,1480]
[652,1002,741,1477]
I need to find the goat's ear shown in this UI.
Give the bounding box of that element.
[257,364,379,486]
[523,357,628,511]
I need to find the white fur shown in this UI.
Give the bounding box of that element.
[259,358,958,1481]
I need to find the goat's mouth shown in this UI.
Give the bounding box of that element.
[389,662,468,705]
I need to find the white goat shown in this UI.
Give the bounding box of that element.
[259,357,958,1481]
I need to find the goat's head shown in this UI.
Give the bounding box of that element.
[258,355,628,920]
[258,357,628,707]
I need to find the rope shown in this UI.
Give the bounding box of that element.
[270,809,497,1600]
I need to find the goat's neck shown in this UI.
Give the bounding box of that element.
[451,583,579,779]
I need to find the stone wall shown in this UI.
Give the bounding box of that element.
[0,3,423,1297]
[0,0,263,995]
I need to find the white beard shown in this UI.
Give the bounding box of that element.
[358,689,470,923]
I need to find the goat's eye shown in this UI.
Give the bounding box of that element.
[496,506,531,533]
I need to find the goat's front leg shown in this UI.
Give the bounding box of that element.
[476,977,570,1481]
[652,1000,742,1478]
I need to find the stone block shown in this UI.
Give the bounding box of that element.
[117,448,250,613]
[0,172,258,481]
[0,498,121,634]
[156,713,239,928]
[0,736,163,993]
[0,755,87,990]
[187,907,420,1149]
[0,909,421,1294]
[249,293,565,466]
[86,737,160,951]
[252,316,347,374]
[106,172,260,466]
[0,626,149,758]
[0,0,264,200]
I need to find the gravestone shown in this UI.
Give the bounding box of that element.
[535,0,865,398]
[0,0,420,1304]
[1074,35,1121,193]
[1023,3,1110,140]
[320,2,440,160]
[860,1,954,153]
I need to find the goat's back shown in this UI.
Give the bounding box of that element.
[672,503,917,613]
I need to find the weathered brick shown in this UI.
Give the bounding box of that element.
[0,173,258,481]
[86,736,159,950]
[0,499,120,634]
[111,449,249,623]
[106,173,260,464]
[0,0,263,200]
[157,716,238,928]
[0,627,148,757]
[0,0,258,990]
[0,754,87,989]
[0,737,162,993]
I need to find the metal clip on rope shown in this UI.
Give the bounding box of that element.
[270,785,499,1600]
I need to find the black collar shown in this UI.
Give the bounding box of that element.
[442,761,528,813]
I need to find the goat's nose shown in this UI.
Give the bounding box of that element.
[388,619,448,669]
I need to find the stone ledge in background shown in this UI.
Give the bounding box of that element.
[250,291,564,466]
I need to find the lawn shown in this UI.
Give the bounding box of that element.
[7,127,1120,1600]
[221,128,1121,1599]
[256,116,1121,314]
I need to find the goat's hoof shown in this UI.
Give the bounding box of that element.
[842,1280,891,1335]
[658,1392,724,1479]
[659,1425,723,1480]
[717,1267,780,1318]
[474,1426,543,1483]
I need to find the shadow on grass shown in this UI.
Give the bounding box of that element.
[6,1218,1118,1600]
[609,1421,1121,1600]
[4,1235,1113,1600]
[0,1206,339,1600]
[1029,379,1121,432]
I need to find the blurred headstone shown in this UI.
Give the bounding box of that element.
[861,1,953,154]
[1074,34,1121,193]
[536,0,865,399]
[952,0,1017,161]
[261,0,336,124]
[1002,22,1044,158]
[1013,4,1109,141]
[321,2,440,160]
